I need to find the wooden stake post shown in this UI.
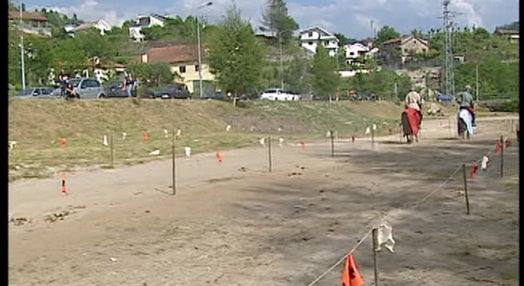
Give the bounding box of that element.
[172,131,176,195]
[330,130,334,157]
[500,135,504,178]
[462,164,470,214]
[110,130,114,167]
[267,136,272,173]
[372,228,379,286]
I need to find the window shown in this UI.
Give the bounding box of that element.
[308,32,313,37]
[195,64,199,72]
[179,66,186,73]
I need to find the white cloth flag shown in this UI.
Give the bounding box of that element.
[103,135,108,146]
[376,221,395,252]
[365,127,371,135]
[481,155,489,171]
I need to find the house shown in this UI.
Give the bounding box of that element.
[343,42,378,65]
[8,9,51,37]
[493,28,519,43]
[67,19,113,36]
[131,44,215,93]
[298,26,339,57]
[379,34,430,65]
[128,14,167,42]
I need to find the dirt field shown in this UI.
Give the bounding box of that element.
[9,114,519,286]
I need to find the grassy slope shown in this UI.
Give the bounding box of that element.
[9,98,457,181]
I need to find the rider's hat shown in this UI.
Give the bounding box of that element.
[465,84,472,91]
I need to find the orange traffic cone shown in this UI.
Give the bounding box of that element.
[142,132,149,141]
[60,138,67,148]
[216,151,223,163]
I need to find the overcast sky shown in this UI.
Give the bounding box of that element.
[21,0,519,39]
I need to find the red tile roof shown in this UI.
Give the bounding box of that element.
[9,10,47,21]
[139,44,200,65]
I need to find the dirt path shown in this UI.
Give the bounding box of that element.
[9,114,519,286]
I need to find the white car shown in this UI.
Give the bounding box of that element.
[259,88,299,101]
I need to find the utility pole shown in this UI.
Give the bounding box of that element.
[442,0,456,97]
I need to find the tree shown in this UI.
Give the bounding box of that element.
[8,20,22,88]
[375,25,400,46]
[311,45,340,100]
[283,55,311,93]
[260,0,299,43]
[207,4,265,103]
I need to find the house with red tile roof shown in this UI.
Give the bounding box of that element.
[131,44,215,93]
[380,34,430,64]
[9,9,51,36]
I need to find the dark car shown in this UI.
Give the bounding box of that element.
[103,81,137,98]
[201,90,227,101]
[357,92,379,101]
[149,84,191,99]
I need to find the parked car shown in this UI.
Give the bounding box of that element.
[103,81,137,98]
[148,84,191,99]
[356,92,379,101]
[201,90,227,101]
[259,88,299,101]
[14,87,61,99]
[436,92,454,102]
[68,77,106,99]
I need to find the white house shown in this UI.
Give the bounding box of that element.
[128,14,167,42]
[343,42,379,65]
[298,26,339,57]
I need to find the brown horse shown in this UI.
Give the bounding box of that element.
[401,108,421,144]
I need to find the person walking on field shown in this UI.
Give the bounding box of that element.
[456,84,476,126]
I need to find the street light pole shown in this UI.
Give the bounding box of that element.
[195,1,212,98]
[19,0,26,91]
[278,32,284,90]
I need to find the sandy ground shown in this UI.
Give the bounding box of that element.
[8,114,519,286]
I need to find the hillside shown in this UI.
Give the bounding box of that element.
[9,98,465,181]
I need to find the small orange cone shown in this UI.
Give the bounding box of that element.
[60,173,68,195]
[60,138,67,148]
[300,141,306,150]
[142,132,149,141]
[341,254,363,286]
[216,151,223,163]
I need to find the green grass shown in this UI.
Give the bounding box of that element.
[9,98,459,182]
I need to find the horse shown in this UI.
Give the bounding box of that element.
[401,108,421,144]
[457,108,474,139]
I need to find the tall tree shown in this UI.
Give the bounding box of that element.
[311,45,340,100]
[207,4,265,103]
[375,25,400,46]
[261,0,299,42]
